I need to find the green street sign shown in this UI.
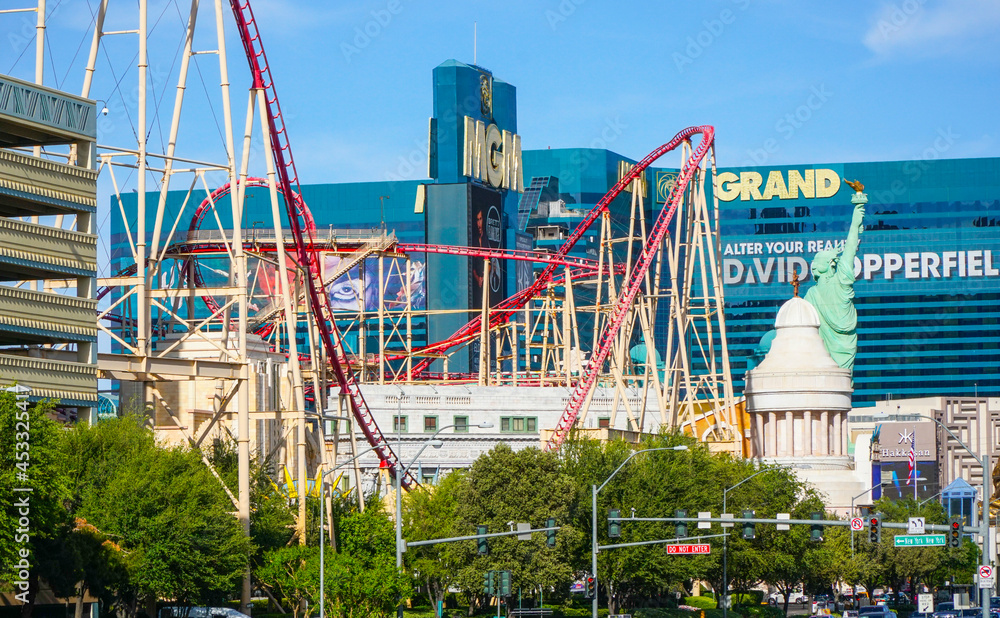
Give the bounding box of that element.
[894,534,946,547]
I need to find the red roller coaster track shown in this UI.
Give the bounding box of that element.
[228,1,415,487]
[407,126,714,376]
[543,126,716,451]
[227,0,715,466]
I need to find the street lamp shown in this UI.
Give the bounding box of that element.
[874,411,991,618]
[722,464,809,618]
[395,420,493,618]
[918,490,944,507]
[591,445,690,618]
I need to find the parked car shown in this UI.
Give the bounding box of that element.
[769,592,809,605]
[858,606,895,618]
[843,610,860,618]
[933,604,959,618]
[910,612,932,618]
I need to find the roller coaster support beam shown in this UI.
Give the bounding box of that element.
[256,87,310,546]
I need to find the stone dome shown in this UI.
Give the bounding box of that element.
[744,295,851,412]
[754,297,840,374]
[775,296,820,328]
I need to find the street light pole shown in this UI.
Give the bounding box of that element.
[592,483,598,618]
[591,445,689,618]
[396,438,444,568]
[981,451,991,618]
[318,442,381,618]
[721,465,807,618]
[395,420,493,618]
[850,482,885,557]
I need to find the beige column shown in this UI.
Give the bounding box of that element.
[769,411,777,457]
[784,411,794,457]
[755,414,765,458]
[842,414,849,455]
[832,412,843,456]
[803,410,813,456]
[820,411,829,455]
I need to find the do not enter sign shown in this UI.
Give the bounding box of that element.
[667,544,711,555]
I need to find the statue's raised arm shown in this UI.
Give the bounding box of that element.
[803,185,867,375]
[837,202,865,286]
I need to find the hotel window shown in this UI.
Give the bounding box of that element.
[454,416,469,432]
[598,417,610,428]
[500,416,538,433]
[393,415,407,432]
[424,415,438,433]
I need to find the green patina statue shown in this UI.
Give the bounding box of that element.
[804,186,867,375]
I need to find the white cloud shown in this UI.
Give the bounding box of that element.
[863,0,1000,57]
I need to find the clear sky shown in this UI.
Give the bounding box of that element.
[4,0,1000,186]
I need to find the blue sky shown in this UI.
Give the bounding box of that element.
[4,0,1000,187]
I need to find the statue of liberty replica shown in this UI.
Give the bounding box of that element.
[804,180,866,375]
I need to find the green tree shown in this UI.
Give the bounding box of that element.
[319,508,409,618]
[560,434,718,612]
[257,508,408,618]
[452,443,581,612]
[759,491,829,615]
[874,497,978,594]
[206,438,295,563]
[62,415,251,611]
[0,393,70,617]
[256,545,314,618]
[403,469,466,617]
[702,459,822,608]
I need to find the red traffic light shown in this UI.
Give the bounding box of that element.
[587,577,595,584]
[952,522,960,529]
[870,518,878,525]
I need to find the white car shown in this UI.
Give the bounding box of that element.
[769,593,809,605]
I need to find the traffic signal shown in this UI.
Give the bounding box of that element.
[477,525,488,555]
[868,514,881,544]
[483,570,495,595]
[741,509,755,540]
[500,570,511,597]
[546,517,557,547]
[810,511,824,543]
[584,574,596,599]
[608,509,621,538]
[675,509,688,539]
[949,516,962,548]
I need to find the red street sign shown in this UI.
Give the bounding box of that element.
[667,544,711,555]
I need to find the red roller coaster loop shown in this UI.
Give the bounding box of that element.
[228,1,414,487]
[407,126,713,378]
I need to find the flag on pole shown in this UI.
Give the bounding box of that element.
[907,431,916,486]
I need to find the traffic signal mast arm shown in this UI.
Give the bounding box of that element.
[405,525,561,550]
[607,515,972,533]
